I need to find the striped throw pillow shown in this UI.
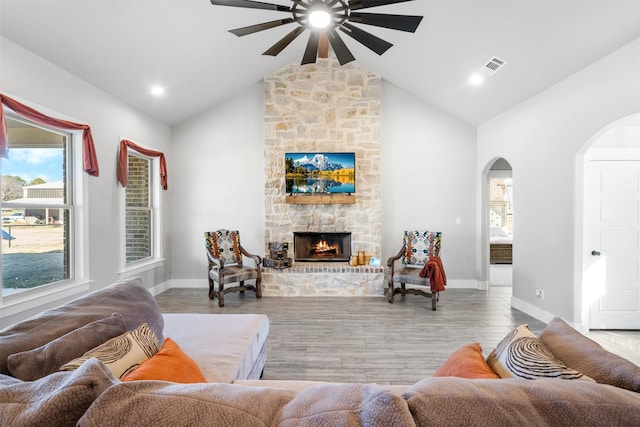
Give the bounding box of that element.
[60,323,160,379]
[486,324,594,381]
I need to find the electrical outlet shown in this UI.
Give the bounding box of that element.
[535,289,544,299]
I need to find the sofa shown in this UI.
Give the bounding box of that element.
[0,278,639,426]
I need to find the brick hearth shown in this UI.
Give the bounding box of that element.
[262,263,384,297]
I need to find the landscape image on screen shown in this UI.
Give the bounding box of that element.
[285,152,355,194]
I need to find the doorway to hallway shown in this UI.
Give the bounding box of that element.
[488,158,513,289]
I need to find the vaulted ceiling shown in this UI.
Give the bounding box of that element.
[1,0,639,126]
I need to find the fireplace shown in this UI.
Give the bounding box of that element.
[294,232,351,262]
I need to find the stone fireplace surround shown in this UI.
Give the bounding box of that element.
[262,56,384,296]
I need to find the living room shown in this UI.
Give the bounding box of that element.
[0,1,639,334]
[2,2,640,424]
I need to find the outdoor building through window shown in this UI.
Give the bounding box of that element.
[1,116,72,296]
[125,151,153,264]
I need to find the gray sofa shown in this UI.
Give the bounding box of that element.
[0,279,639,426]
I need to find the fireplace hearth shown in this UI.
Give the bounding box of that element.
[294,232,351,262]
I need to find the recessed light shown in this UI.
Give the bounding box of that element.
[469,74,484,85]
[150,85,165,96]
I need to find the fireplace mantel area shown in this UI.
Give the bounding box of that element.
[262,57,383,296]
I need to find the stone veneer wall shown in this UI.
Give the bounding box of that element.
[263,56,383,296]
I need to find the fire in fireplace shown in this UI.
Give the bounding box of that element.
[294,232,351,262]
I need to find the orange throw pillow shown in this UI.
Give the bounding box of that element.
[433,342,499,379]
[122,337,207,383]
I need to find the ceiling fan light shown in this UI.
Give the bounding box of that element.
[309,9,331,29]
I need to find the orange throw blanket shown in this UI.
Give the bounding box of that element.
[419,256,447,292]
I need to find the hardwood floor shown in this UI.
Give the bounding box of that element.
[155,287,639,385]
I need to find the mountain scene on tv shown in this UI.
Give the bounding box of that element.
[285,153,355,194]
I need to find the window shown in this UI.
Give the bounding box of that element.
[123,147,160,267]
[1,116,74,296]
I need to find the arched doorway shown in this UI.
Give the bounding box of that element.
[488,158,513,287]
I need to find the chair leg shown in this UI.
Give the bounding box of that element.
[400,283,406,296]
[256,276,262,299]
[239,281,245,295]
[208,278,215,300]
[218,282,225,307]
[431,292,437,311]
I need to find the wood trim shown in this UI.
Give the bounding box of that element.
[285,194,355,204]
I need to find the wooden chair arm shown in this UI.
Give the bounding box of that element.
[387,245,405,282]
[239,244,262,270]
[206,251,223,270]
[387,246,405,268]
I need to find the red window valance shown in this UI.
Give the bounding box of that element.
[0,93,99,176]
[118,139,168,190]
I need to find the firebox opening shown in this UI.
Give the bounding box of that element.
[294,232,352,262]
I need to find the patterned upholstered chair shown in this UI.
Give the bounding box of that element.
[387,230,443,311]
[204,229,262,307]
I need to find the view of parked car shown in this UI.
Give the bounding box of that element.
[2,212,25,223]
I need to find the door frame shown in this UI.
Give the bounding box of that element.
[575,113,640,331]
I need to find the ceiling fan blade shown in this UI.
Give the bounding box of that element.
[349,12,423,33]
[348,0,414,11]
[326,29,356,66]
[302,31,320,65]
[229,18,295,36]
[339,23,393,56]
[263,26,306,56]
[318,33,329,58]
[209,0,290,12]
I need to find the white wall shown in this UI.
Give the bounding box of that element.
[477,37,640,323]
[169,83,265,286]
[0,37,172,326]
[381,83,478,283]
[169,78,479,288]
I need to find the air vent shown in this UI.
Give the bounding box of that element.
[483,57,507,75]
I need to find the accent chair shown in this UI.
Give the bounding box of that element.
[387,230,443,310]
[204,229,262,307]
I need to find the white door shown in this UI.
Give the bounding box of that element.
[587,160,640,329]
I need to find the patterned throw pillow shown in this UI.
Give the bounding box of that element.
[60,323,160,379]
[402,230,442,266]
[486,324,594,381]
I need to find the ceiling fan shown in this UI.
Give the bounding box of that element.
[209,0,423,66]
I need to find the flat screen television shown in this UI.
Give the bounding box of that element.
[285,152,355,194]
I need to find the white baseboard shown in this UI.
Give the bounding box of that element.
[511,296,555,324]
[148,280,172,296]
[446,279,485,290]
[167,279,208,289]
